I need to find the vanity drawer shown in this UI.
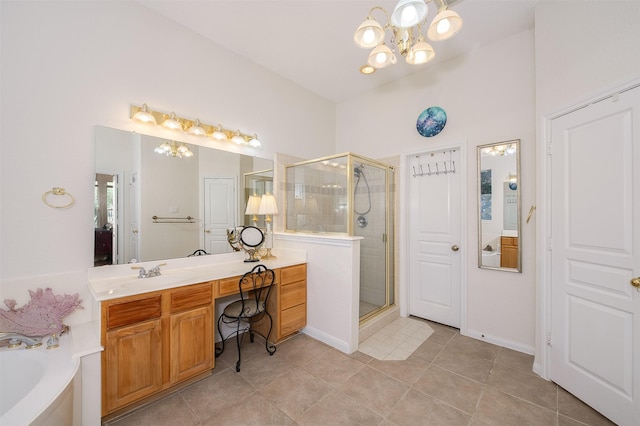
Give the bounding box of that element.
[281,264,306,285]
[170,283,213,313]
[106,295,162,329]
[281,280,306,310]
[218,275,242,297]
[280,304,306,338]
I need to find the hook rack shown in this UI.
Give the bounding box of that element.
[412,160,456,177]
[412,149,457,178]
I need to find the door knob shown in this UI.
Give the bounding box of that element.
[451,245,459,252]
[631,277,640,288]
[205,229,211,234]
[132,229,138,234]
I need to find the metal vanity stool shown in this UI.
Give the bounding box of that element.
[215,264,276,372]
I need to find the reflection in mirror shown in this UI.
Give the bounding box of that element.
[243,169,274,228]
[477,139,521,272]
[94,126,273,266]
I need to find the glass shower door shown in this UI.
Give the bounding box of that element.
[353,160,389,320]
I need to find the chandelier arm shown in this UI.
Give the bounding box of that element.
[368,6,391,26]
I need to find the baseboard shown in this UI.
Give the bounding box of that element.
[301,326,352,354]
[463,328,535,355]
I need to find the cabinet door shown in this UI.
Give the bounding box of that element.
[170,305,213,383]
[105,319,162,413]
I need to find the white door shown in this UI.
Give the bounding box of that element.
[409,149,462,327]
[204,178,236,255]
[549,85,640,425]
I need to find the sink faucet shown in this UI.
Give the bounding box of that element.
[132,263,167,278]
[0,332,42,349]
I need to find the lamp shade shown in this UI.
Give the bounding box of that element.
[405,37,435,64]
[162,112,182,131]
[245,195,262,215]
[132,103,157,125]
[258,193,278,215]
[187,119,207,136]
[427,9,463,41]
[248,134,262,148]
[353,18,385,48]
[390,0,428,28]
[211,125,228,141]
[231,130,246,145]
[367,44,395,68]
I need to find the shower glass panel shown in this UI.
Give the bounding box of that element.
[284,153,394,322]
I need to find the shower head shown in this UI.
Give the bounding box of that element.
[354,164,364,177]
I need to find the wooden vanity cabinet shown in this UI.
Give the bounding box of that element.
[500,236,519,268]
[101,282,214,416]
[101,263,307,417]
[278,264,307,339]
[169,284,213,383]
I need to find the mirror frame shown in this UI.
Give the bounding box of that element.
[477,139,521,272]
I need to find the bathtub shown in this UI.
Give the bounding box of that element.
[0,333,79,425]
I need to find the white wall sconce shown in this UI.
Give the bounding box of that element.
[130,103,263,148]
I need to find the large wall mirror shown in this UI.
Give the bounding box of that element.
[477,139,521,272]
[94,126,272,266]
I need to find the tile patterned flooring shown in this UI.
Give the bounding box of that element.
[107,318,615,426]
[358,317,434,360]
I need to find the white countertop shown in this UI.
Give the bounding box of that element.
[88,249,307,301]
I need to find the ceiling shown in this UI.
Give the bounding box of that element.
[138,0,538,103]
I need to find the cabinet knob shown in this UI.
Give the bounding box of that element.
[451,245,459,252]
[631,277,640,288]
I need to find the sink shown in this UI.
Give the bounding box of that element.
[119,273,194,289]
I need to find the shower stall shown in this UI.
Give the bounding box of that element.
[284,153,394,322]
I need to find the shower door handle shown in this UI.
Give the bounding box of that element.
[451,245,459,252]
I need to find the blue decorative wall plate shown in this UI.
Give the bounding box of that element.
[417,106,447,137]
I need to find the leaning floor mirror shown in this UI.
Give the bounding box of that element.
[477,139,521,272]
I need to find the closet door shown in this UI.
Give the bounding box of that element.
[549,84,640,425]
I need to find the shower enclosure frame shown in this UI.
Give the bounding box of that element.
[283,153,395,323]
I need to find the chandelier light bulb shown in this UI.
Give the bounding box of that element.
[437,18,451,35]
[401,7,418,26]
[391,0,428,28]
[363,28,376,45]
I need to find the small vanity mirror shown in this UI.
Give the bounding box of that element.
[477,139,521,272]
[227,226,264,262]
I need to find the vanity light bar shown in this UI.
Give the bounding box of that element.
[129,104,262,148]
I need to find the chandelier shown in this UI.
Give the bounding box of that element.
[154,140,194,158]
[353,0,463,74]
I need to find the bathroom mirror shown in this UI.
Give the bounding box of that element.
[477,139,521,272]
[94,126,272,265]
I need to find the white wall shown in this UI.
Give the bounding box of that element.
[534,1,640,371]
[0,1,335,322]
[337,29,537,352]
